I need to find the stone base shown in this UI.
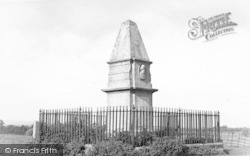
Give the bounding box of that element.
[33,121,40,141]
[102,87,157,107]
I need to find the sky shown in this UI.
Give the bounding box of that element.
[0,0,249,127]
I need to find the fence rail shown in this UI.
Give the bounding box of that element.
[39,106,220,145]
[221,131,250,147]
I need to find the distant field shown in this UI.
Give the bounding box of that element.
[0,134,35,144]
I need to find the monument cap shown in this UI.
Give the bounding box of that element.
[110,20,149,62]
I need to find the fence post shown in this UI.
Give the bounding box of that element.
[122,106,125,140]
[205,111,208,143]
[178,109,181,139]
[237,133,240,147]
[231,132,234,147]
[107,107,110,141]
[54,110,57,138]
[34,110,41,141]
[160,108,162,137]
[217,111,220,142]
[214,111,217,142]
[244,136,246,147]
[130,106,134,145]
[79,107,81,141]
[38,109,42,141]
[119,106,121,135]
[167,110,170,136]
[125,106,128,143]
[199,111,201,140]
[96,107,98,143]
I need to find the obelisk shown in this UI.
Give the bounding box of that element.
[102,20,158,108]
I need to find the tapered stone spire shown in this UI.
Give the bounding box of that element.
[103,20,157,107]
[110,20,149,61]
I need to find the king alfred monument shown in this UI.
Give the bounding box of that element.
[102,20,158,108]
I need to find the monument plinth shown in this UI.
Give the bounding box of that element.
[102,20,158,108]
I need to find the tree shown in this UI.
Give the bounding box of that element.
[0,120,4,128]
[220,125,228,131]
[242,128,250,137]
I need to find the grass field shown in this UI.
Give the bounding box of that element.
[220,131,250,156]
[221,131,250,147]
[0,134,35,144]
[223,147,250,156]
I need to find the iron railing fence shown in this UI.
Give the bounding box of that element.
[39,106,220,145]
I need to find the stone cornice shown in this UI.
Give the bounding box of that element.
[107,58,152,65]
[102,87,158,93]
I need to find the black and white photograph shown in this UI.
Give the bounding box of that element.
[0,0,250,155]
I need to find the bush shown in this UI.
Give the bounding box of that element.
[146,137,189,156]
[25,128,33,136]
[88,140,134,156]
[184,137,214,144]
[41,136,227,156]
[87,137,189,156]
[64,139,86,156]
[114,130,154,147]
[134,130,154,146]
[242,129,250,137]
[155,127,178,138]
[41,136,86,156]
[39,123,107,144]
[41,133,65,144]
[188,146,226,156]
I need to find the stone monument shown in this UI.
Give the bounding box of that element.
[102,20,158,108]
